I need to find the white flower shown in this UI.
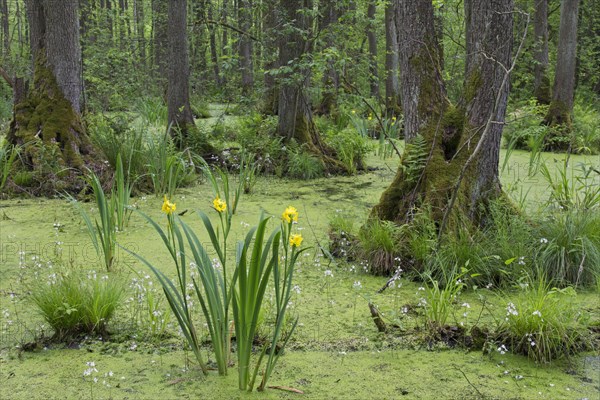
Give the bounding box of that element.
[324,270,334,278]
[462,303,471,308]
[353,281,362,289]
[497,345,508,355]
[540,238,548,244]
[532,310,542,317]
[506,302,519,317]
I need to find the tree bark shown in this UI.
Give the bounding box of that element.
[260,1,278,114]
[167,0,194,145]
[238,0,254,96]
[385,0,400,115]
[1,0,8,57]
[152,0,168,86]
[316,0,340,116]
[366,0,379,99]
[369,0,514,273]
[134,0,146,67]
[276,0,346,173]
[544,0,580,145]
[8,0,95,188]
[533,0,551,104]
[207,2,223,86]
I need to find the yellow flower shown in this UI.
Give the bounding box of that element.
[282,206,299,223]
[162,195,176,215]
[213,196,227,213]
[351,109,356,115]
[391,116,397,122]
[289,233,303,248]
[368,114,373,121]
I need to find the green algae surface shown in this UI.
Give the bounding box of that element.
[0,148,599,399]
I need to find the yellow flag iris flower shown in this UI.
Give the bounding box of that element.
[162,196,176,215]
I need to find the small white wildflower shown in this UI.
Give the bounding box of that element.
[462,303,471,308]
[540,238,548,244]
[353,281,362,289]
[324,269,334,278]
[532,310,542,317]
[497,345,508,355]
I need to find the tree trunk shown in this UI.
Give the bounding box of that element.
[134,0,146,67]
[277,0,346,173]
[152,0,168,86]
[260,1,278,114]
[316,0,340,116]
[385,0,400,115]
[238,0,253,96]
[366,0,379,99]
[1,0,8,57]
[8,0,96,191]
[543,0,580,148]
[167,0,194,145]
[221,0,229,58]
[533,0,551,104]
[207,2,223,86]
[167,0,212,154]
[369,0,514,273]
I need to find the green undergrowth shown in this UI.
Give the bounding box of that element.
[0,149,599,399]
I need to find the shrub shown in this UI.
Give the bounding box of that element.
[328,211,359,260]
[419,268,468,329]
[498,276,587,363]
[573,103,600,154]
[287,147,325,180]
[30,270,124,340]
[358,219,402,275]
[503,100,549,151]
[535,210,600,287]
[323,126,371,174]
[87,114,146,181]
[135,97,168,126]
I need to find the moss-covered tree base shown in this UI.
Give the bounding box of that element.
[7,61,100,195]
[286,109,353,175]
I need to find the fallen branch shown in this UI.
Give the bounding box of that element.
[368,302,387,333]
[268,386,304,394]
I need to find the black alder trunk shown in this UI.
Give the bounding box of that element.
[533,0,551,104]
[276,0,347,173]
[369,0,514,274]
[238,0,254,96]
[316,0,340,115]
[261,1,279,114]
[167,0,194,146]
[366,0,379,99]
[385,0,400,115]
[1,0,9,57]
[8,0,96,190]
[152,0,168,86]
[544,0,580,145]
[207,1,223,86]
